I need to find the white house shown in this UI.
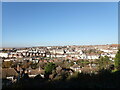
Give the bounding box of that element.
[80,54,87,59]
[87,55,100,59]
[3,59,11,62]
[16,50,28,53]
[100,49,117,53]
[70,64,81,72]
[50,49,64,54]
[110,53,116,58]
[56,54,64,58]
[101,53,116,58]
[0,53,9,58]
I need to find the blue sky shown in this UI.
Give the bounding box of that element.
[2,2,118,47]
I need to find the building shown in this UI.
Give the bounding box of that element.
[0,53,9,58]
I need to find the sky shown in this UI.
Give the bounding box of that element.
[2,2,118,47]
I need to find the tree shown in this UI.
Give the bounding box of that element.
[114,49,120,70]
[104,55,110,68]
[98,56,105,69]
[44,62,56,75]
[98,55,111,70]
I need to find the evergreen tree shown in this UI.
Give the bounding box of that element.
[44,62,56,79]
[104,55,110,68]
[114,49,120,70]
[98,56,110,69]
[44,62,56,74]
[98,56,104,69]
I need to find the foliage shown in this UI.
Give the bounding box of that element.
[3,68,120,88]
[31,63,37,69]
[114,49,120,70]
[98,56,110,69]
[61,61,74,68]
[44,62,56,75]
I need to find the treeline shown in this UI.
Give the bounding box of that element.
[3,69,120,88]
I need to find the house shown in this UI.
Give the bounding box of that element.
[0,53,9,58]
[70,64,81,72]
[2,68,18,82]
[100,49,115,53]
[86,53,100,59]
[32,59,39,63]
[109,53,116,58]
[80,66,98,74]
[28,68,44,78]
[109,44,118,50]
[80,54,87,59]
[50,49,64,54]
[3,59,11,62]
[56,54,64,58]
[16,49,28,53]
[101,53,116,58]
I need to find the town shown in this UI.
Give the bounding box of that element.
[2,1,119,88]
[1,44,119,88]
